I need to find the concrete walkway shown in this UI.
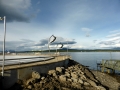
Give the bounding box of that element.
[0,55,70,71]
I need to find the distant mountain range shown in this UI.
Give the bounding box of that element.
[1,47,120,53]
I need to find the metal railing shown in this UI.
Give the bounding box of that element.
[101,59,120,71]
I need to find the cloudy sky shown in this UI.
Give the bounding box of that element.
[0,0,120,51]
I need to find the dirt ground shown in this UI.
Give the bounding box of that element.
[92,70,120,90]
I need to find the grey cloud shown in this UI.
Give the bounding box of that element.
[0,39,35,51]
[35,37,77,46]
[35,39,48,46]
[0,37,77,51]
[51,40,76,45]
[0,41,21,51]
[0,0,31,22]
[16,45,33,51]
[99,41,116,45]
[20,39,34,43]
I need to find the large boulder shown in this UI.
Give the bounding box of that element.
[48,70,56,75]
[32,71,40,79]
[56,67,64,73]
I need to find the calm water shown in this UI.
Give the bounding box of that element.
[68,52,120,69]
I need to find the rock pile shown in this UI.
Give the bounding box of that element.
[19,60,107,90]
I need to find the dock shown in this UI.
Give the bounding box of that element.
[97,59,120,73]
[0,54,71,89]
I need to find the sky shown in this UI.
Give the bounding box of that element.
[0,0,120,51]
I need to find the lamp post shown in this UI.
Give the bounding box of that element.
[66,40,69,56]
[56,43,63,56]
[0,16,6,76]
[48,35,56,55]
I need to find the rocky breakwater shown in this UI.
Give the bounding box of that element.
[18,60,107,90]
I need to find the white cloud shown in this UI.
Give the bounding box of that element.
[106,33,120,38]
[114,44,120,47]
[108,37,120,41]
[70,45,84,49]
[99,44,111,48]
[81,28,92,37]
[98,29,120,48]
[81,28,92,32]
[109,30,120,33]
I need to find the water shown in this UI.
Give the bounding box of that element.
[68,52,120,70]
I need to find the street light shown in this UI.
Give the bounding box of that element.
[66,39,69,56]
[48,35,56,55]
[56,42,63,56]
[0,16,6,76]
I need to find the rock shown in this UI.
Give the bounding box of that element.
[81,71,84,75]
[33,83,40,88]
[71,78,78,83]
[67,79,72,82]
[27,85,33,89]
[72,83,82,89]
[96,86,106,90]
[26,78,36,85]
[32,71,40,79]
[65,72,70,78]
[61,67,65,70]
[68,66,73,70]
[71,72,78,79]
[53,72,57,77]
[78,79,83,84]
[87,79,97,87]
[80,74,86,80]
[20,61,108,90]
[84,82,90,86]
[79,65,83,70]
[41,77,45,80]
[84,68,97,82]
[59,75,66,82]
[48,70,56,75]
[56,67,63,73]
[55,75,58,79]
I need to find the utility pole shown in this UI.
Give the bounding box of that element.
[0,16,6,76]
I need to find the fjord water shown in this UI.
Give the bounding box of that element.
[68,52,120,70]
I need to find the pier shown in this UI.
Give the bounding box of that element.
[0,54,71,89]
